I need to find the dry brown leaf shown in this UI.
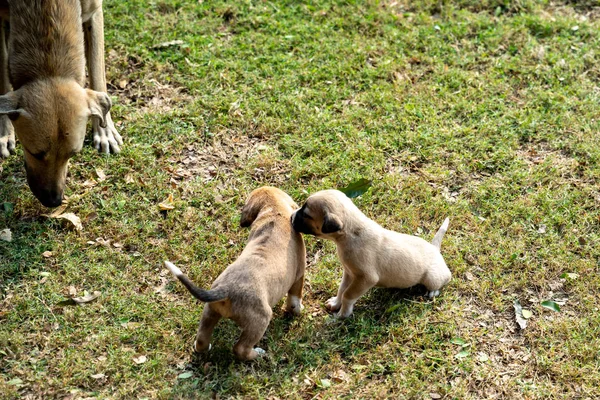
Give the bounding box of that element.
[57,291,101,306]
[159,193,175,211]
[42,251,53,258]
[82,179,97,188]
[96,168,107,182]
[91,373,106,380]
[54,213,83,231]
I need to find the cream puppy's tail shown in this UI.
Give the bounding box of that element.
[164,261,228,303]
[431,218,450,250]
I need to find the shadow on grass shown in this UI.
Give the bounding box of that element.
[169,286,435,397]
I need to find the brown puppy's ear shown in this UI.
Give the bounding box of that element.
[322,213,343,234]
[240,195,262,228]
[86,89,112,128]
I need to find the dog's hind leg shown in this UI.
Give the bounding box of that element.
[233,307,271,361]
[0,17,14,159]
[285,274,304,316]
[193,305,222,353]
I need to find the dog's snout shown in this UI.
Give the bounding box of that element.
[39,190,64,208]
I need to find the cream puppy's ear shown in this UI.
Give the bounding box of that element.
[322,213,343,234]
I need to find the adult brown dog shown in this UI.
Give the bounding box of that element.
[292,189,451,319]
[0,0,121,207]
[165,187,306,361]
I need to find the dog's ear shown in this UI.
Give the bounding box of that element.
[0,93,22,121]
[322,212,343,234]
[86,89,112,128]
[240,194,263,228]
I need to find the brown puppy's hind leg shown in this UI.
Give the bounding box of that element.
[233,308,272,361]
[285,275,304,316]
[194,305,222,353]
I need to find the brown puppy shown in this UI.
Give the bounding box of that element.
[0,0,121,207]
[165,187,306,361]
[291,189,450,319]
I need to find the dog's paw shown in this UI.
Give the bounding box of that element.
[285,295,304,316]
[325,296,341,312]
[334,310,352,319]
[92,112,123,154]
[254,347,266,356]
[426,290,441,298]
[0,117,15,158]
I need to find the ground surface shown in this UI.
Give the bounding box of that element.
[1,0,600,398]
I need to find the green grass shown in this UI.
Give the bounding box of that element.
[2,0,600,398]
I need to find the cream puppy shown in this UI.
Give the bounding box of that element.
[291,189,450,319]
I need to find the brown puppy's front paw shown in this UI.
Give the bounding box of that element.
[325,296,341,312]
[92,112,123,154]
[0,117,15,158]
[193,340,211,353]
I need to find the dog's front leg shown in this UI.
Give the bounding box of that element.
[335,276,376,319]
[0,17,14,158]
[84,6,122,154]
[326,268,352,312]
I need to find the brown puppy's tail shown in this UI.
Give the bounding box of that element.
[164,261,228,303]
[431,218,449,250]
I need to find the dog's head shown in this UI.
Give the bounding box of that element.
[0,79,111,207]
[291,190,347,238]
[240,186,298,228]
[0,79,110,207]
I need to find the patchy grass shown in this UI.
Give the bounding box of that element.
[1,0,600,398]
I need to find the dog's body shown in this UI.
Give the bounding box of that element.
[165,187,306,360]
[0,0,121,207]
[291,189,450,319]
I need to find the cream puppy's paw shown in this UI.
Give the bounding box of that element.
[325,296,342,311]
[426,290,441,298]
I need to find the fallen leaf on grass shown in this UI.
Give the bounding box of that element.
[42,251,53,258]
[477,352,489,362]
[521,309,532,319]
[91,373,106,380]
[95,168,107,182]
[317,378,331,388]
[152,40,185,49]
[541,300,561,312]
[430,393,442,400]
[133,355,147,364]
[560,272,579,280]
[513,299,527,330]
[177,371,193,380]
[7,378,23,386]
[158,193,175,211]
[53,213,83,231]
[57,291,101,306]
[0,228,12,242]
[340,178,372,198]
[455,350,470,359]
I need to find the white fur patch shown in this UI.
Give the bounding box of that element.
[164,260,182,277]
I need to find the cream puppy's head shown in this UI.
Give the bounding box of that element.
[291,189,361,238]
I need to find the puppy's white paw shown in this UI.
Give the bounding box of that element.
[254,347,266,356]
[426,290,441,298]
[92,113,123,154]
[334,310,352,319]
[285,295,304,316]
[326,296,341,312]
